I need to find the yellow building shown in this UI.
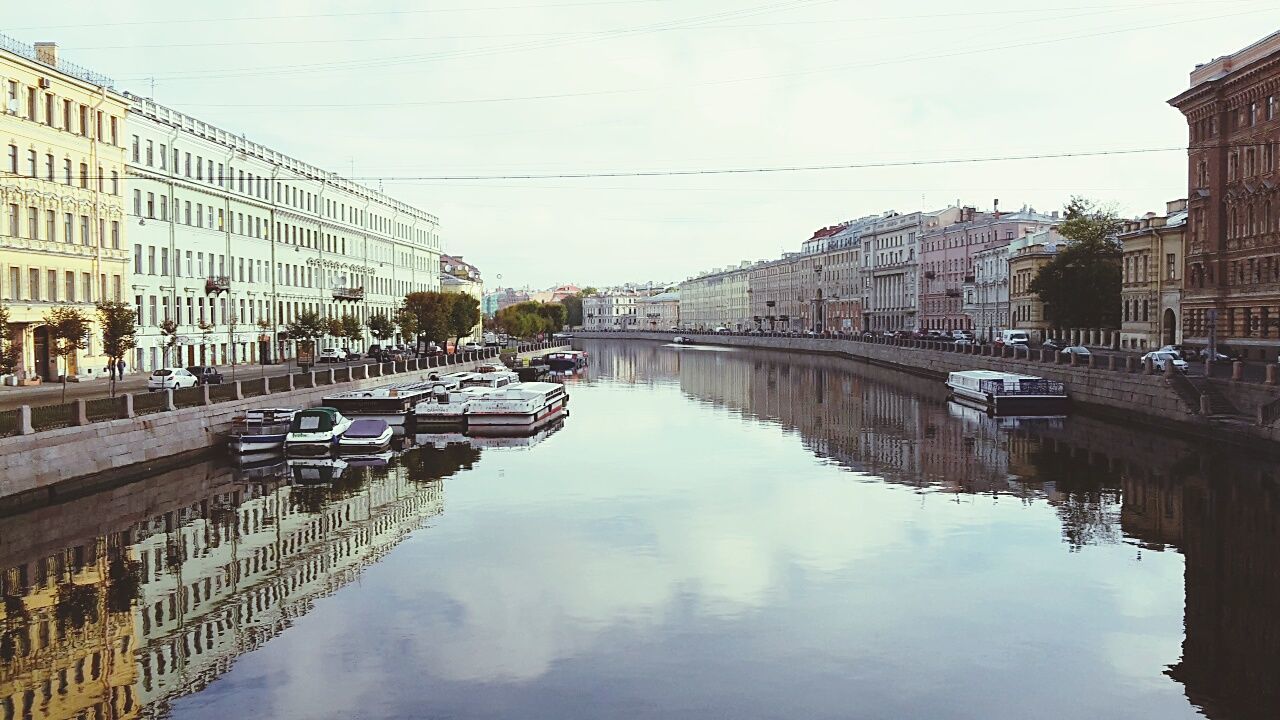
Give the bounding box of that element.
[1,38,129,382]
[1008,228,1066,343]
[1118,199,1187,351]
[439,254,483,344]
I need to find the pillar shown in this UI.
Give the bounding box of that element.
[1267,364,1278,386]
[201,384,211,406]
[1232,361,1244,381]
[73,398,88,426]
[262,377,271,395]
[1165,357,1177,377]
[1069,352,1079,367]
[328,368,336,384]
[1109,355,1119,372]
[123,393,135,418]
[286,374,296,390]
[1126,356,1138,373]
[17,406,33,435]
[165,389,176,411]
[1143,357,1155,374]
[307,370,317,388]
[1200,394,1212,415]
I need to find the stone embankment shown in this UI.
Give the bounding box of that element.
[0,344,566,500]
[583,331,1280,450]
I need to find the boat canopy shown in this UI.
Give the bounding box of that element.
[290,407,342,432]
[345,418,389,438]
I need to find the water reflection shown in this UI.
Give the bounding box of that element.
[0,341,1274,719]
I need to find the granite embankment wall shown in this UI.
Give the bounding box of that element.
[584,332,1280,449]
[0,345,566,498]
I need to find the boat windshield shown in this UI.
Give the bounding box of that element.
[291,413,334,432]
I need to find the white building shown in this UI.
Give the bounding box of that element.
[583,292,639,330]
[124,95,442,370]
[861,207,961,332]
[967,242,1011,341]
[679,263,752,330]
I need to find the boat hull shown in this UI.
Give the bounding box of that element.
[467,397,568,428]
[228,434,287,453]
[947,383,1069,415]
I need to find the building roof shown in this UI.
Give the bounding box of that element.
[641,291,680,302]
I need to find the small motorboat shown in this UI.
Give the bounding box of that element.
[338,418,393,451]
[541,350,587,373]
[672,336,696,345]
[284,407,353,456]
[227,408,297,454]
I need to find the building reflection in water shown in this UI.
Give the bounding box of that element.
[0,442,478,719]
[579,339,1280,720]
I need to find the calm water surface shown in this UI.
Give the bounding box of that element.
[0,340,1276,719]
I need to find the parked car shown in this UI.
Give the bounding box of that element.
[318,348,344,363]
[148,367,198,391]
[344,348,362,361]
[713,327,730,333]
[1143,350,1188,373]
[1062,346,1092,358]
[1198,347,1235,362]
[460,342,484,352]
[1156,345,1186,359]
[999,329,1030,347]
[185,365,224,385]
[365,344,384,359]
[954,338,974,347]
[1041,338,1065,352]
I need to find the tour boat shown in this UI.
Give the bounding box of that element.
[227,408,298,454]
[284,407,354,455]
[466,381,569,430]
[461,365,521,389]
[541,350,587,373]
[412,385,504,428]
[945,370,1068,415]
[338,418,393,451]
[322,381,451,427]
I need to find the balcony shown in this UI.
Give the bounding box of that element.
[332,286,365,301]
[205,276,230,294]
[924,271,937,279]
[945,288,961,298]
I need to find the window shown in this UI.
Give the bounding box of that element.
[64,213,72,243]
[6,144,15,174]
[110,116,118,145]
[195,155,203,180]
[148,246,156,275]
[26,206,37,239]
[160,144,167,170]
[80,215,89,246]
[146,192,155,219]
[63,158,71,185]
[161,247,168,275]
[79,162,88,188]
[27,150,36,177]
[111,221,120,249]
[133,189,142,216]
[184,201,191,225]
[47,270,57,301]
[28,269,39,301]
[79,105,88,136]
[196,203,203,228]
[44,153,53,181]
[65,271,75,302]
[111,171,119,195]
[184,152,191,177]
[131,135,140,162]
[62,99,72,131]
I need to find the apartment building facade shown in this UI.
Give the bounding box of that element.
[861,207,961,333]
[1008,228,1067,343]
[125,96,441,370]
[917,207,1059,333]
[1118,200,1188,350]
[583,292,639,330]
[680,264,750,330]
[1,38,128,381]
[1169,30,1280,360]
[440,254,482,345]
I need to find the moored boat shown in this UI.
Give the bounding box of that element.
[462,365,520,389]
[945,370,1068,415]
[672,336,696,345]
[338,418,393,451]
[542,350,587,373]
[227,408,297,454]
[322,381,449,426]
[466,381,569,430]
[284,407,353,455]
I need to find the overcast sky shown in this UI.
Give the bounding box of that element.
[11,1,1280,289]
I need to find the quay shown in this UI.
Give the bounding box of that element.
[0,343,567,503]
[579,331,1280,450]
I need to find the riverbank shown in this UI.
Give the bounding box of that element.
[0,343,567,499]
[578,332,1280,451]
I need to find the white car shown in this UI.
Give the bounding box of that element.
[713,327,730,333]
[147,367,198,391]
[318,348,344,363]
[1142,351,1188,373]
[460,342,484,352]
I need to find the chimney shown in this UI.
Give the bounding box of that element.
[33,42,58,68]
[993,198,1000,219]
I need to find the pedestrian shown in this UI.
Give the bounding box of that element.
[117,359,126,378]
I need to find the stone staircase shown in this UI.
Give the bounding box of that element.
[1170,372,1254,424]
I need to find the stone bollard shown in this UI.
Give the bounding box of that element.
[1232,361,1244,381]
[1126,356,1138,373]
[307,371,317,388]
[1069,352,1079,367]
[234,381,244,400]
[1267,364,1278,386]
[73,398,89,426]
[328,368,336,384]
[165,389,176,411]
[262,377,271,395]
[1109,355,1119,372]
[1165,357,1177,377]
[1203,359,1212,377]
[286,374,296,391]
[1200,394,1212,415]
[1089,354,1100,369]
[201,384,211,406]
[124,393,135,418]
[1144,357,1155,375]
[17,406,33,435]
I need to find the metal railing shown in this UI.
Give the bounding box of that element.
[133,391,169,415]
[0,409,19,438]
[85,396,126,422]
[1258,395,1280,426]
[0,32,116,88]
[30,402,75,431]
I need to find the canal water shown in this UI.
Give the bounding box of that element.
[0,340,1275,719]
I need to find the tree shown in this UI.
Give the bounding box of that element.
[493,301,566,338]
[448,294,481,349]
[1028,197,1124,331]
[196,319,214,365]
[325,317,343,344]
[394,307,418,348]
[96,301,137,398]
[368,313,396,344]
[285,309,327,367]
[0,299,19,378]
[340,313,363,359]
[402,291,452,348]
[42,306,91,401]
[159,318,180,366]
[562,295,584,327]
[226,312,240,380]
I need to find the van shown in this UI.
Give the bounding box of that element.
[999,329,1030,346]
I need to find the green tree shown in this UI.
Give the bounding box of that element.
[403,291,452,348]
[1028,197,1124,331]
[285,309,327,367]
[448,294,481,349]
[394,307,418,348]
[95,301,137,398]
[197,318,214,365]
[42,306,91,401]
[159,318,180,366]
[367,313,396,343]
[493,301,565,338]
[0,299,20,377]
[340,313,363,358]
[562,295,584,326]
[325,317,343,343]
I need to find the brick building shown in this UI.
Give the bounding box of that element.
[1169,30,1280,360]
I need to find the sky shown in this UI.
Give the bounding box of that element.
[9,0,1280,289]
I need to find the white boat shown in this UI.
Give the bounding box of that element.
[945,370,1068,415]
[461,365,520,389]
[227,408,297,454]
[284,407,354,456]
[413,385,505,427]
[338,418,393,451]
[466,381,569,430]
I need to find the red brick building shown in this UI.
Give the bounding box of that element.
[1169,31,1280,360]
